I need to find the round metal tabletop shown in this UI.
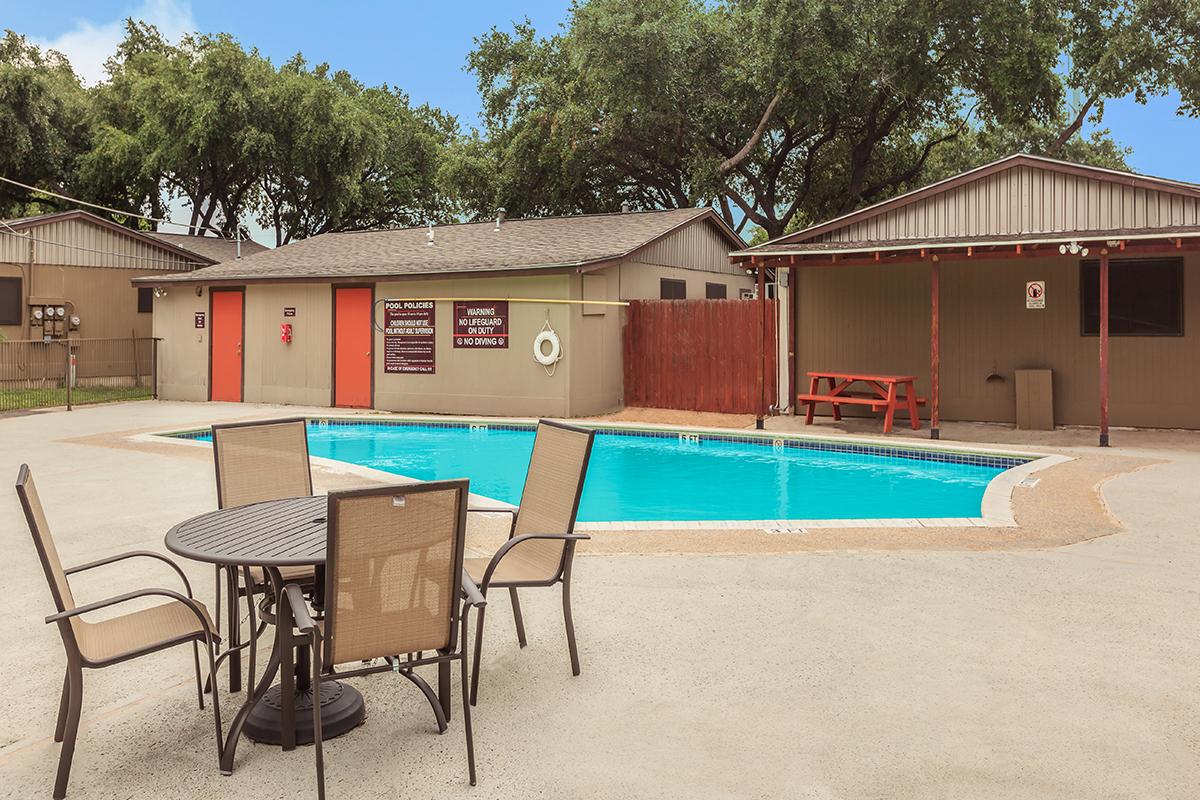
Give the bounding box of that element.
[165,495,328,567]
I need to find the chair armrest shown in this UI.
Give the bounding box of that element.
[460,569,487,608]
[45,587,215,639]
[284,583,318,635]
[467,506,517,517]
[65,550,193,596]
[478,533,590,590]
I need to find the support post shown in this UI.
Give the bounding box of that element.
[930,258,940,440]
[1099,250,1110,446]
[756,265,766,430]
[63,342,73,411]
[789,266,798,414]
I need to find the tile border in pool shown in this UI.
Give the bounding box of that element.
[148,415,1069,531]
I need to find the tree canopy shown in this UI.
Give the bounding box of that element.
[466,0,1200,239]
[2,1,1198,244]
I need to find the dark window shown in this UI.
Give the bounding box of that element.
[1081,258,1183,336]
[660,278,686,299]
[137,286,154,313]
[0,276,21,325]
[705,282,727,299]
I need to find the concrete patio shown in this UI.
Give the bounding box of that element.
[1,401,1197,799]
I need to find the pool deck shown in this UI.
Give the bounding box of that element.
[1,400,1197,798]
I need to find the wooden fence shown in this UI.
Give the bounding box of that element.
[623,299,776,414]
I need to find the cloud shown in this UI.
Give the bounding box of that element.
[34,0,196,85]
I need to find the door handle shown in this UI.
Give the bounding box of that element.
[237,342,242,355]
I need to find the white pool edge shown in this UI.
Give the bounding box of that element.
[138,415,1069,532]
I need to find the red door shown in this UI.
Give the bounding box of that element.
[210,290,243,402]
[334,287,373,407]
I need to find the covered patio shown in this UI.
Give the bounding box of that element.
[734,154,1200,444]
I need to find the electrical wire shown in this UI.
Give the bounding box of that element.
[0,227,212,268]
[0,174,233,238]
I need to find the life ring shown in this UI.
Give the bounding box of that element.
[533,328,562,366]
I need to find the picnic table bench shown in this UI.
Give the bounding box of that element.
[797,371,926,433]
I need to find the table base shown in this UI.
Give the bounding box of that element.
[244,680,365,745]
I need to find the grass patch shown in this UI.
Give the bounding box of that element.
[0,384,151,411]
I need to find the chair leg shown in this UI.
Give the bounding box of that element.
[192,642,205,710]
[203,638,224,764]
[562,577,581,677]
[205,566,222,695]
[54,669,69,743]
[460,621,477,786]
[509,587,527,648]
[53,665,82,800]
[226,567,242,694]
[469,603,486,707]
[311,636,325,800]
[242,567,258,693]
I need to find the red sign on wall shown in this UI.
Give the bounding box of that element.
[453,301,509,349]
[383,300,436,373]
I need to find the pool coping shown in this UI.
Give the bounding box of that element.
[139,413,1070,531]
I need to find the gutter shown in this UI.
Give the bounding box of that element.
[730,229,1200,260]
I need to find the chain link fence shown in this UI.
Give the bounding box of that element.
[0,337,157,413]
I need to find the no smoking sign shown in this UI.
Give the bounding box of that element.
[1026,280,1045,309]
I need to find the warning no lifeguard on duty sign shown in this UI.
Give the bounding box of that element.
[1026,280,1045,309]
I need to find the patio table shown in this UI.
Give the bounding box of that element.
[166,495,456,775]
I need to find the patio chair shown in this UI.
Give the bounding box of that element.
[464,419,595,706]
[15,465,223,800]
[282,480,485,798]
[210,417,317,691]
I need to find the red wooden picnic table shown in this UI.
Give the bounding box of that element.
[797,371,926,433]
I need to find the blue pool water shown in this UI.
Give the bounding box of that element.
[190,422,1014,522]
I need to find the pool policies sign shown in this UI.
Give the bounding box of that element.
[383,300,436,373]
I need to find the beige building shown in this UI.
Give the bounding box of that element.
[138,208,750,417]
[733,154,1200,436]
[0,210,267,341]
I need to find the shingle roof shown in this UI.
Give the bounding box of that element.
[137,208,739,284]
[147,231,268,263]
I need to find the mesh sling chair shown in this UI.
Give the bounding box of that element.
[210,418,317,693]
[282,480,485,798]
[464,419,595,706]
[15,465,223,800]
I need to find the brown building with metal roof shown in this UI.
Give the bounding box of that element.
[732,153,1200,438]
[0,209,217,341]
[138,208,750,416]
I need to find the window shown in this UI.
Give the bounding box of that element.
[660,278,686,299]
[1080,258,1183,336]
[0,277,21,325]
[137,286,154,314]
[705,282,727,299]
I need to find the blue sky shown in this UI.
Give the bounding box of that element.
[10,0,1200,237]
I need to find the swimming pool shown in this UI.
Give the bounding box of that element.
[177,421,1029,523]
